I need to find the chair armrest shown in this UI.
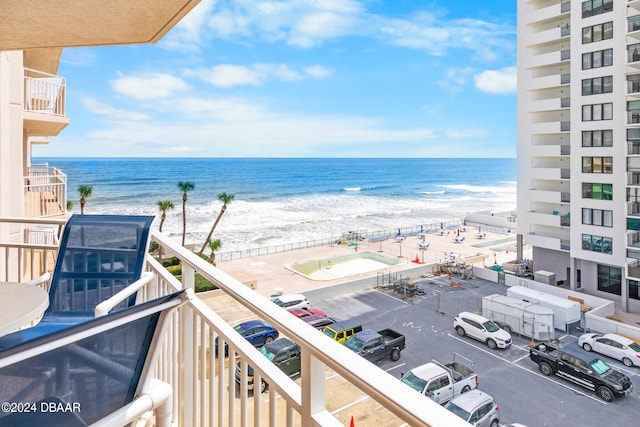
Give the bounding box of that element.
[94,272,154,317]
[23,272,51,286]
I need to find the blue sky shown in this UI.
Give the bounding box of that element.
[37,0,517,158]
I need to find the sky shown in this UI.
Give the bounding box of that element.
[36,0,517,158]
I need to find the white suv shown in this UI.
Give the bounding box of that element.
[271,293,310,310]
[444,389,500,427]
[453,312,512,349]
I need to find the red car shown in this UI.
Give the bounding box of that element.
[288,307,327,318]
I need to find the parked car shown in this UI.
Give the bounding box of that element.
[529,342,633,402]
[322,320,363,344]
[578,332,640,367]
[215,320,279,356]
[345,329,405,362]
[288,307,327,318]
[271,293,310,310]
[234,338,301,393]
[302,315,341,330]
[453,312,512,349]
[400,354,478,405]
[443,389,500,427]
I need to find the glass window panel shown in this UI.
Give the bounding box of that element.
[593,209,603,225]
[583,27,592,44]
[603,237,613,254]
[603,49,613,66]
[593,24,603,42]
[593,183,602,199]
[583,157,593,172]
[592,0,602,15]
[583,79,592,95]
[583,183,593,198]
[604,157,612,174]
[603,130,613,146]
[603,76,612,93]
[583,234,592,250]
[583,53,592,69]
[603,210,613,227]
[583,105,592,121]
[582,131,592,147]
[593,78,602,94]
[583,208,592,225]
[593,131,602,146]
[604,183,613,200]
[593,157,603,173]
[603,103,613,120]
[593,104,602,120]
[593,51,602,68]
[582,1,592,18]
[604,22,613,40]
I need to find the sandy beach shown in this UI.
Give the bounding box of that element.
[216,223,526,299]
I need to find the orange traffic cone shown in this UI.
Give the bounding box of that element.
[350,416,355,427]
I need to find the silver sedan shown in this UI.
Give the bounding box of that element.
[578,333,640,367]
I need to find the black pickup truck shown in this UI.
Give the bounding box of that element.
[344,328,406,362]
[529,342,633,401]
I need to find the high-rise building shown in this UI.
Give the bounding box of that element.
[517,0,640,311]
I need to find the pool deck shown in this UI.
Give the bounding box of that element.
[216,225,527,299]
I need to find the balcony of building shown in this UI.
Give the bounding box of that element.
[529,96,570,113]
[528,72,570,90]
[23,68,69,136]
[529,167,570,180]
[528,121,570,135]
[628,170,640,186]
[0,217,470,427]
[524,232,568,252]
[527,49,571,69]
[526,1,570,24]
[631,0,640,13]
[526,24,570,47]
[23,164,67,218]
[529,143,570,157]
[627,230,640,249]
[528,210,570,228]
[629,15,640,39]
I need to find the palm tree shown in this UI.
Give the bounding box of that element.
[198,192,235,254]
[207,238,222,265]
[177,181,195,246]
[66,200,73,212]
[77,184,93,214]
[156,200,175,232]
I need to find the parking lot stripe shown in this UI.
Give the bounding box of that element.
[385,363,406,372]
[373,289,409,304]
[330,395,370,415]
[447,333,514,364]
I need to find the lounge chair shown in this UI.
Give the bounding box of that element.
[0,289,191,427]
[0,214,154,349]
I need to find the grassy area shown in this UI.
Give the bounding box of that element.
[161,256,218,293]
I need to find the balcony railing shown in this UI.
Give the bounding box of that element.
[24,164,67,218]
[23,68,66,116]
[0,217,471,427]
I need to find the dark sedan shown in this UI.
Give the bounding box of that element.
[215,320,279,356]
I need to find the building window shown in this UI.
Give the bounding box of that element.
[597,265,621,294]
[582,183,613,200]
[630,281,640,300]
[582,48,613,70]
[582,157,612,173]
[582,103,612,121]
[583,130,613,147]
[582,0,613,18]
[583,234,613,254]
[583,208,613,227]
[582,22,613,44]
[582,76,612,95]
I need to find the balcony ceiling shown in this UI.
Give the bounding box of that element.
[0,0,201,51]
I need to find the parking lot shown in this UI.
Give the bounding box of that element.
[309,276,640,427]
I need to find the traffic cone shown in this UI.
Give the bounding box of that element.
[350,416,355,427]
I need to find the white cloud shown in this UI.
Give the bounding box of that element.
[444,129,486,138]
[184,63,331,88]
[111,72,190,100]
[475,67,517,94]
[437,67,475,93]
[304,65,333,79]
[79,97,150,120]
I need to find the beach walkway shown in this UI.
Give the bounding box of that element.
[215,225,526,299]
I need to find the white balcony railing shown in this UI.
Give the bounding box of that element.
[0,217,471,427]
[24,164,67,218]
[23,68,66,116]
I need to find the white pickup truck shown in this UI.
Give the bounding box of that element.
[400,353,478,405]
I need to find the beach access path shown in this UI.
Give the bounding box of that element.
[214,225,526,299]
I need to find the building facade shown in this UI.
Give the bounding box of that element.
[517,0,640,311]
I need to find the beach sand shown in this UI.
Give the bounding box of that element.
[216,224,528,298]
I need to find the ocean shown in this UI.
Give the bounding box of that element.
[34,158,517,253]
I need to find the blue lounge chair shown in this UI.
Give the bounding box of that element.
[0,214,155,349]
[0,289,191,427]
